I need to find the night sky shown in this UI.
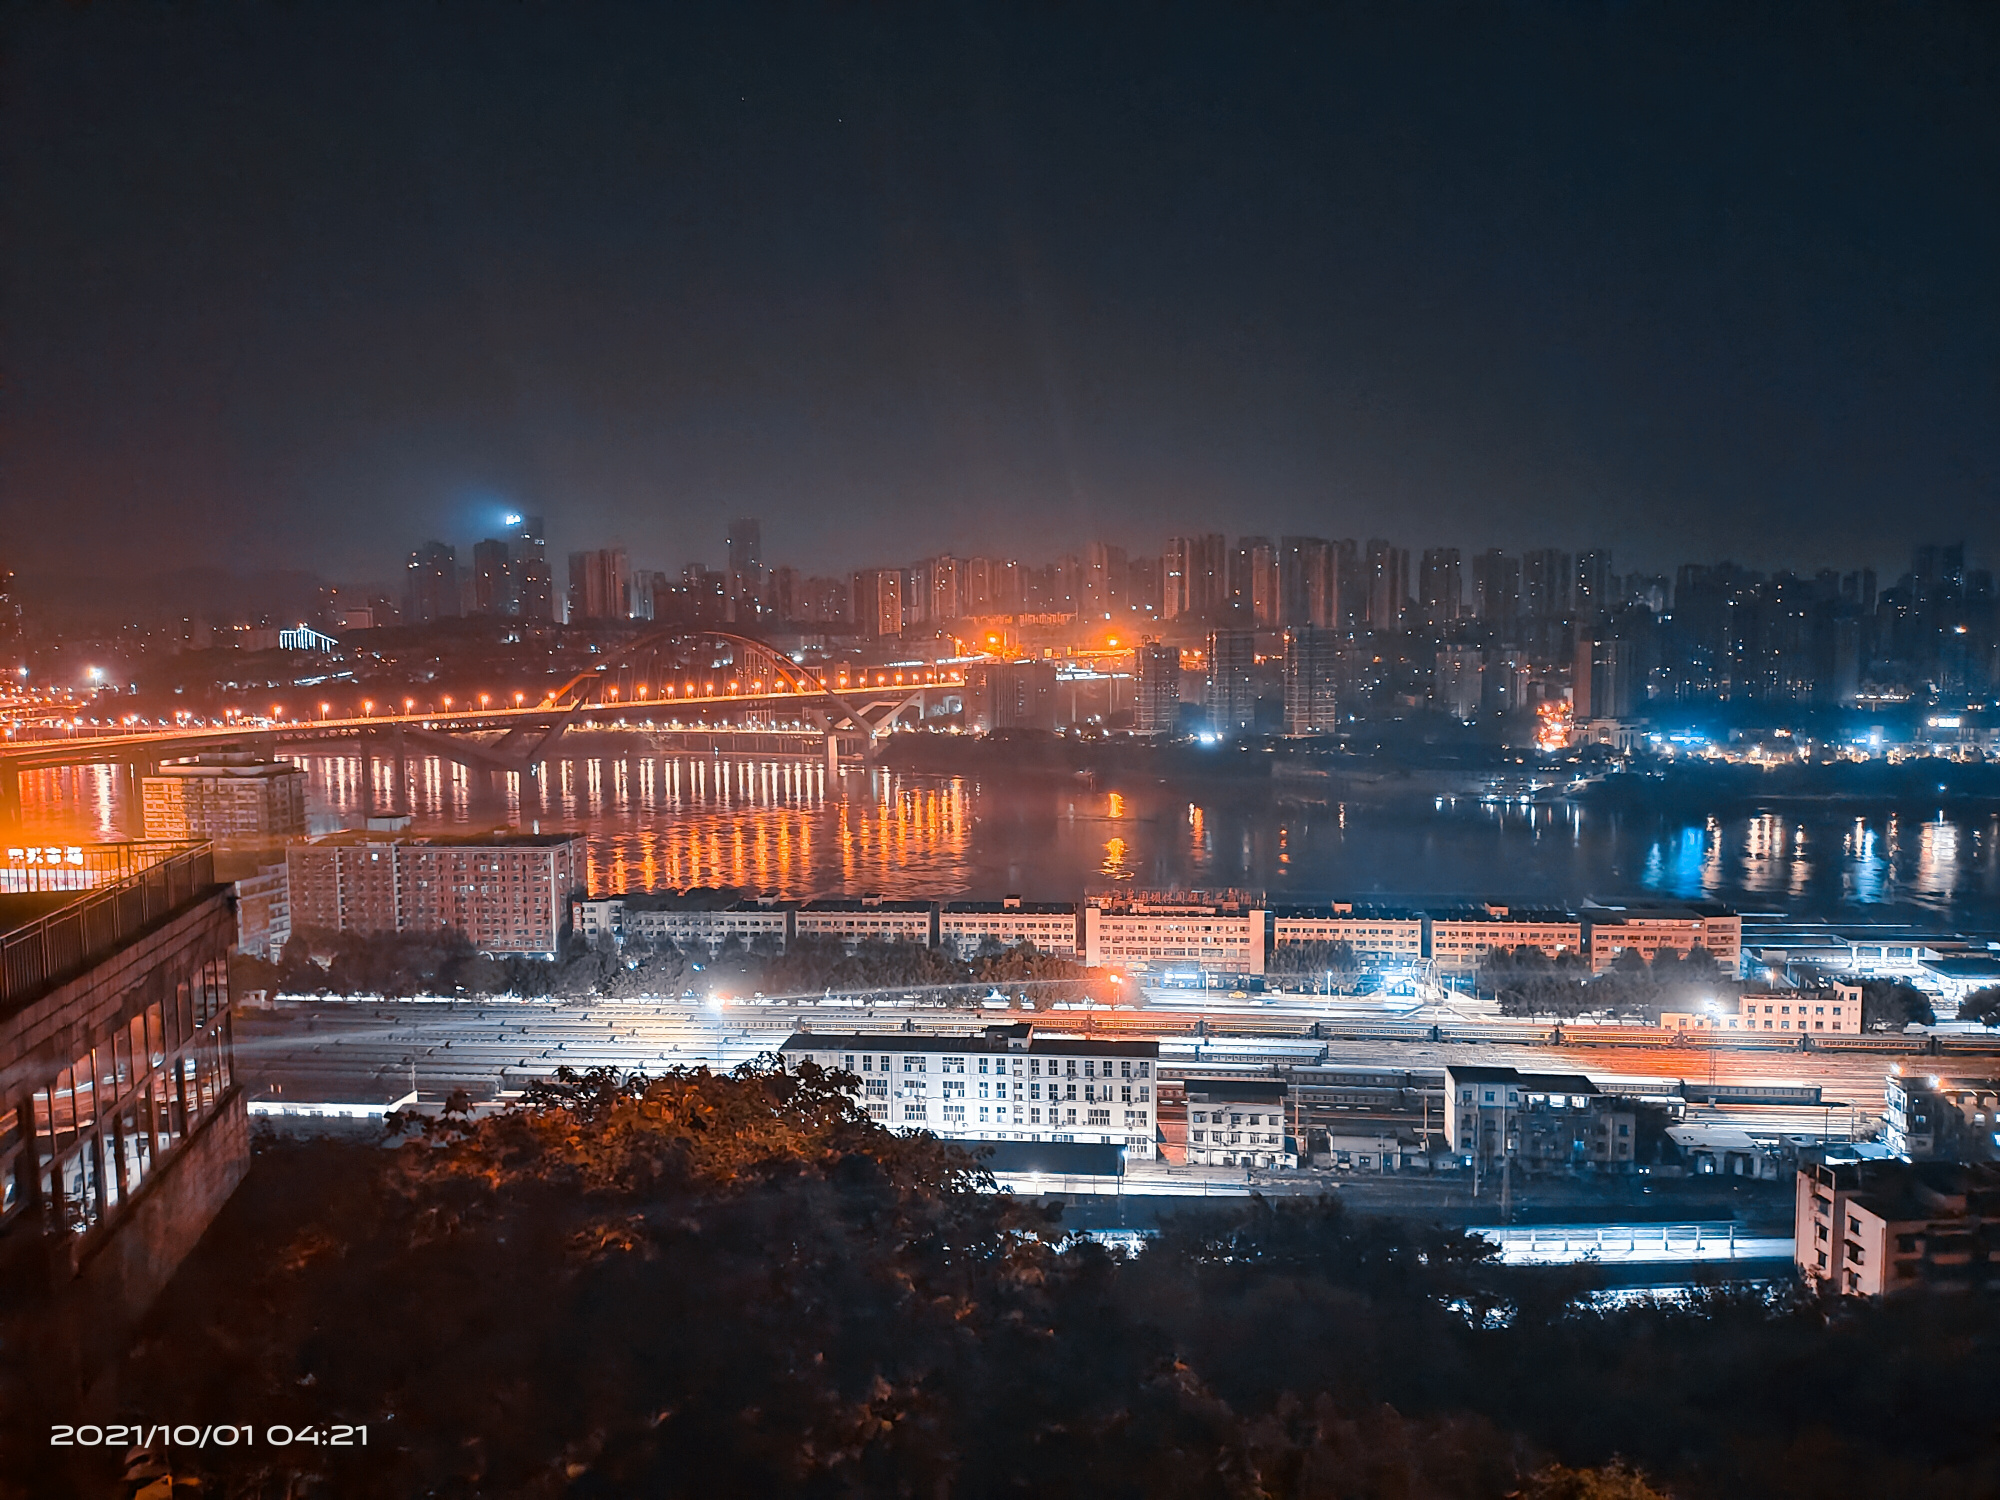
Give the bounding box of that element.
[3,3,1996,584]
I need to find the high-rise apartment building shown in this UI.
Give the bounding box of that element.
[506,515,553,621]
[1164,534,1228,619]
[510,513,547,561]
[471,539,513,615]
[1363,540,1407,632]
[1281,625,1339,735]
[1161,538,1192,619]
[1434,644,1483,720]
[1229,537,1280,625]
[567,548,630,622]
[1204,628,1258,732]
[1333,540,1362,628]
[726,518,763,623]
[0,559,18,649]
[516,557,554,621]
[1417,548,1462,627]
[404,541,459,624]
[1471,549,1521,622]
[1135,643,1183,734]
[1574,549,1614,619]
[141,758,308,840]
[1573,633,1635,720]
[929,555,964,622]
[965,662,1058,732]
[1280,537,1337,628]
[1523,548,1573,618]
[286,831,586,956]
[851,569,904,639]
[1083,543,1127,619]
[960,556,994,615]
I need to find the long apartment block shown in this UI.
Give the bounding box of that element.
[564,886,1743,977]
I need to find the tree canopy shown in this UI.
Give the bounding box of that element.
[18,1062,2000,1498]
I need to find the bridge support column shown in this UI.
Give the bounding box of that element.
[358,739,377,819]
[0,760,20,833]
[824,733,840,777]
[121,760,151,839]
[391,725,409,817]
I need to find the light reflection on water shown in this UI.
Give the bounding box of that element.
[14,752,2000,922]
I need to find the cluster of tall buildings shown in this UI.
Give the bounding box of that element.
[405,514,554,624]
[386,512,1994,716]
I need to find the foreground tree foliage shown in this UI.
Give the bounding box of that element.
[19,1063,2000,1498]
[233,928,1111,1009]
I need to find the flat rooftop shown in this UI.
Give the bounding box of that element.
[301,830,584,848]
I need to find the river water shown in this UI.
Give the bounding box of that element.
[20,748,2000,928]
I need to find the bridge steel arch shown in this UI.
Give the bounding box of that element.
[546,628,884,738]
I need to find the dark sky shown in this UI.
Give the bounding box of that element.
[4,3,1996,585]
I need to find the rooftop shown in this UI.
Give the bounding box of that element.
[1271,904,1423,921]
[1921,956,2000,979]
[1428,906,1579,924]
[1446,1064,1603,1094]
[1580,897,1739,922]
[797,897,935,913]
[780,1028,1158,1058]
[1183,1078,1287,1103]
[300,830,585,849]
[942,900,1077,915]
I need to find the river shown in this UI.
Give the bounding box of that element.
[18,747,2000,927]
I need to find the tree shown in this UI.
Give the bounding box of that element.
[1266,939,1362,983]
[1959,985,2000,1027]
[1861,979,1936,1031]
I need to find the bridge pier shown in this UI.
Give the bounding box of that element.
[121,760,152,839]
[0,759,20,833]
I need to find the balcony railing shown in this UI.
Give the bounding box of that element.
[1,844,217,1014]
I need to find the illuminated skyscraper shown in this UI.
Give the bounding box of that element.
[727,518,763,622]
[851,569,903,638]
[404,540,459,624]
[1417,548,1462,627]
[1523,548,1572,618]
[1281,625,1339,735]
[1280,537,1337,628]
[567,547,630,622]
[1363,540,1407,632]
[1204,628,1258,732]
[1471,549,1521,622]
[1135,642,1183,734]
[1574,549,1614,620]
[471,538,513,615]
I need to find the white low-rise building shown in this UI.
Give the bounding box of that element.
[1271,903,1424,964]
[571,891,792,953]
[939,897,1079,957]
[779,1024,1158,1157]
[1734,985,1863,1035]
[1183,1079,1293,1169]
[1427,905,1584,976]
[794,896,937,947]
[1082,891,1266,977]
[1581,899,1742,973]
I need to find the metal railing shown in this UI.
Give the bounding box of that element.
[1,844,216,1013]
